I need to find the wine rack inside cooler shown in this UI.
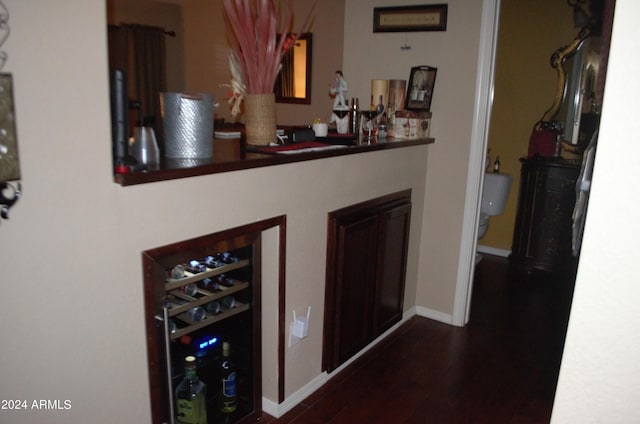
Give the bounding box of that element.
[143,227,262,424]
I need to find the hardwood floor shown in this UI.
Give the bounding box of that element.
[260,254,576,423]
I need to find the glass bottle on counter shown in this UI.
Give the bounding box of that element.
[350,97,359,135]
[175,355,207,424]
[218,342,237,414]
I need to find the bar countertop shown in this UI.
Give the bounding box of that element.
[114,136,434,186]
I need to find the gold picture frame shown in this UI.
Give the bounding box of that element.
[373,4,448,33]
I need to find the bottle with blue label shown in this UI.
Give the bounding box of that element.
[218,341,237,413]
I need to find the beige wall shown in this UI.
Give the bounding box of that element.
[5,0,640,423]
[0,0,423,421]
[482,0,576,250]
[343,0,485,317]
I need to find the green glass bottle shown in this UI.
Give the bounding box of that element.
[175,355,207,424]
[218,341,237,413]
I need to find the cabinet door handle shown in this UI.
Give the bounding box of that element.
[156,308,176,424]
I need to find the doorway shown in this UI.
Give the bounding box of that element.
[455,0,614,324]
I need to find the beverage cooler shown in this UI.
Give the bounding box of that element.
[142,225,262,424]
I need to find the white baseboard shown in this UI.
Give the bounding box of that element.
[414,305,453,325]
[263,308,435,418]
[477,244,510,257]
[262,314,411,417]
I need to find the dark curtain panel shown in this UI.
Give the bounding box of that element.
[107,24,167,147]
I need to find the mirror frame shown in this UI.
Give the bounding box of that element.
[540,23,593,124]
[275,33,312,105]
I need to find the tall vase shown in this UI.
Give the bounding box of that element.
[244,93,276,146]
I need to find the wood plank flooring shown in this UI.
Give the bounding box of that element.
[259,254,576,423]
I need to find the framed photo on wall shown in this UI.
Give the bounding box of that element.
[405,66,437,111]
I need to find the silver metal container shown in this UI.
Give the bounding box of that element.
[161,92,214,159]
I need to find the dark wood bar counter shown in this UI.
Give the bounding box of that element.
[114,136,434,186]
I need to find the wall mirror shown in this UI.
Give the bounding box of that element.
[541,0,605,149]
[275,33,313,105]
[560,35,601,146]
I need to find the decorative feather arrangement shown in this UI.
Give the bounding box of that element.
[223,0,314,117]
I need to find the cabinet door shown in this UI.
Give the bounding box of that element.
[374,202,411,335]
[323,190,412,373]
[331,212,379,370]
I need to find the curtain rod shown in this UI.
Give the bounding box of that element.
[110,23,176,37]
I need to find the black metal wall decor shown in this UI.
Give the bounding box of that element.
[0,1,21,222]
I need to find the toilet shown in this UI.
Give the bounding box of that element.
[478,172,513,240]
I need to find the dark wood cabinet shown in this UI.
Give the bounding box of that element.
[510,158,580,273]
[323,190,411,372]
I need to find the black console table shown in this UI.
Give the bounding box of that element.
[510,157,580,273]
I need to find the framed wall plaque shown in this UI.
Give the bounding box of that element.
[373,4,448,33]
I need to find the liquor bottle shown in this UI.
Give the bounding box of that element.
[350,98,359,135]
[377,95,384,114]
[175,356,207,424]
[218,342,237,414]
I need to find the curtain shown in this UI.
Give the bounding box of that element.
[108,24,167,147]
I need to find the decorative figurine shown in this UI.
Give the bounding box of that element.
[329,70,348,110]
[329,71,349,134]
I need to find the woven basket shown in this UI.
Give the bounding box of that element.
[245,93,276,146]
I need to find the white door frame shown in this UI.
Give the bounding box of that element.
[451,0,502,327]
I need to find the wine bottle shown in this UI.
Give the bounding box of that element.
[175,356,207,424]
[218,342,237,414]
